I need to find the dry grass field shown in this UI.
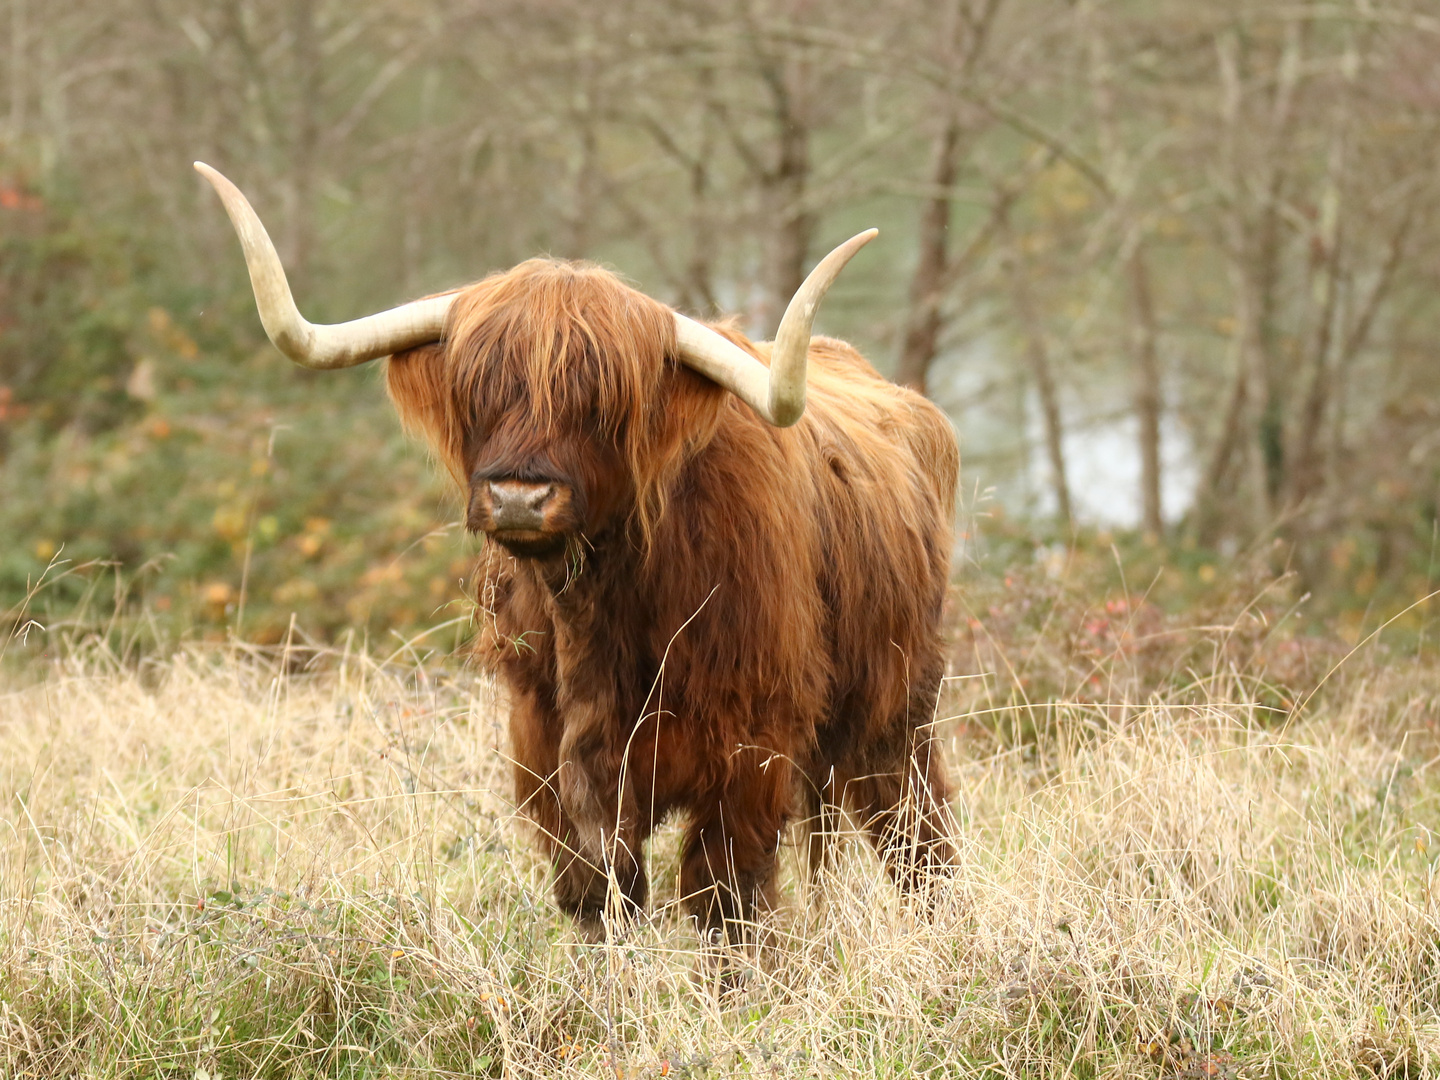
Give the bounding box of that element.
[2,587,1439,1079]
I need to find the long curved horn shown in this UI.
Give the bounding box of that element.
[672,229,877,427]
[194,162,453,369]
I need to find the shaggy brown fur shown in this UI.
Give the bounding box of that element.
[387,258,958,938]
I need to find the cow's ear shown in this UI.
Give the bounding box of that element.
[386,342,466,485]
[627,353,728,551]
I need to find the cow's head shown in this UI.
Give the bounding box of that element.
[194,162,874,560]
[386,260,729,560]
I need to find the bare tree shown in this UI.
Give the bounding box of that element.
[10,0,1440,596]
[1001,214,1073,531]
[893,0,1004,393]
[1127,241,1164,537]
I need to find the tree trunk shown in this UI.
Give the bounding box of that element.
[895,115,962,393]
[894,0,1004,392]
[1287,229,1340,511]
[1288,99,1350,513]
[9,0,26,139]
[1253,207,1287,516]
[288,0,320,291]
[1006,238,1073,531]
[683,84,720,314]
[1128,242,1163,537]
[1254,22,1305,519]
[1197,25,1301,539]
[744,36,815,339]
[1193,333,1249,545]
[759,98,812,337]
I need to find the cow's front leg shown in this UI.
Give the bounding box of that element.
[679,748,792,944]
[506,684,611,936]
[556,703,649,928]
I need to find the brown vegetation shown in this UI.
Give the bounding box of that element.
[2,576,1438,1077]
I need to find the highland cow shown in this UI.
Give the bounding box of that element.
[198,162,959,941]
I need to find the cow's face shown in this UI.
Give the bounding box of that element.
[387,259,724,562]
[463,397,629,560]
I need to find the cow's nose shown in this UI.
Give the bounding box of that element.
[489,481,556,531]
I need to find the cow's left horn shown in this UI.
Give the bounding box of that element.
[195,162,453,368]
[672,229,878,427]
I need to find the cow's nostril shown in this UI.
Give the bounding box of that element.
[488,481,557,532]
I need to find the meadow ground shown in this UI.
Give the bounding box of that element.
[2,583,1439,1079]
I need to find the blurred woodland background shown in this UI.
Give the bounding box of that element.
[5,0,1440,645]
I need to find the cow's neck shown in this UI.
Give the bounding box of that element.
[518,531,659,724]
[521,527,646,626]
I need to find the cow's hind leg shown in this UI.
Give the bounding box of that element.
[847,730,957,894]
[798,768,844,890]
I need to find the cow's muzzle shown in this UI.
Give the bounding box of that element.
[488,481,556,533]
[468,478,578,557]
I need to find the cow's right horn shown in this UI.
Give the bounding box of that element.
[672,229,877,427]
[195,162,453,369]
